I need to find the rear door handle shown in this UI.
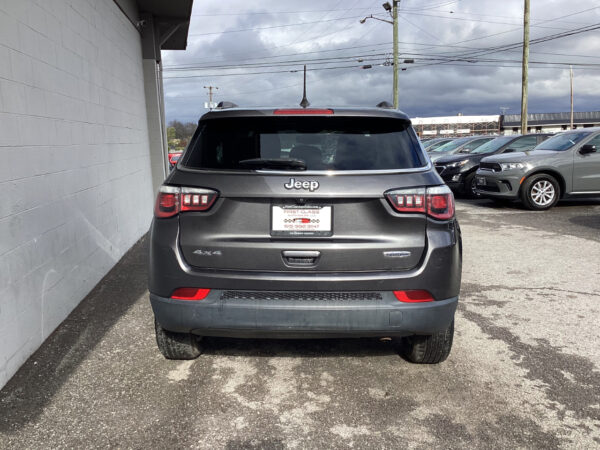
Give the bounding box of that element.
[282,251,321,258]
[282,250,320,266]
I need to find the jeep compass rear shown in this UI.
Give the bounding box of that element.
[149,107,462,363]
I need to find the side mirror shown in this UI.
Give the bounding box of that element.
[580,144,597,154]
[504,148,515,153]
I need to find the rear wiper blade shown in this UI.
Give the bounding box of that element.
[238,158,307,170]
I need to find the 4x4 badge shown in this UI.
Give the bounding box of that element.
[284,178,319,192]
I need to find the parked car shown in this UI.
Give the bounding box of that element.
[435,134,551,197]
[168,152,183,169]
[149,106,462,364]
[476,128,600,210]
[428,136,495,163]
[422,137,454,151]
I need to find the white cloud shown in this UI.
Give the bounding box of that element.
[162,0,600,123]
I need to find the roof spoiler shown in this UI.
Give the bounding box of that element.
[216,101,238,109]
[376,101,394,109]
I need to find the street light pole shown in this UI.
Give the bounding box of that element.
[520,0,530,134]
[392,0,399,109]
[360,1,401,109]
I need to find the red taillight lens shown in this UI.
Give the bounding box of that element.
[154,186,218,218]
[393,290,434,302]
[385,186,454,220]
[273,108,334,115]
[426,186,455,220]
[155,186,180,218]
[171,288,211,300]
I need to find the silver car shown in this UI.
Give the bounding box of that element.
[475,129,600,210]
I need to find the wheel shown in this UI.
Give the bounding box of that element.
[520,174,560,210]
[465,173,481,199]
[399,320,454,364]
[155,319,202,359]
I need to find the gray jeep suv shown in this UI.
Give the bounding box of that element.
[476,128,600,210]
[149,107,462,364]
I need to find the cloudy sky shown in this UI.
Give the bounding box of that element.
[162,0,600,123]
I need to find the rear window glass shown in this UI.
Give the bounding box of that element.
[182,117,426,171]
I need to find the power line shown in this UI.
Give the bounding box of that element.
[187,13,378,37]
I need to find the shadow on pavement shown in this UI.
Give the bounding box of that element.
[569,214,600,230]
[0,235,149,432]
[201,337,400,359]
[458,197,600,211]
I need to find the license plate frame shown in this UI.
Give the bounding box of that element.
[271,205,332,237]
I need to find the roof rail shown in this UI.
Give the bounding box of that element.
[216,101,238,109]
[376,101,394,109]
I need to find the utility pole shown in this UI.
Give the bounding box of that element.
[570,66,574,130]
[392,1,399,109]
[360,2,401,109]
[203,85,218,110]
[520,0,530,134]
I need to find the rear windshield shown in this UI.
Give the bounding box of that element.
[182,117,426,171]
[535,132,591,151]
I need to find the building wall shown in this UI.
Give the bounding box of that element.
[0,0,155,388]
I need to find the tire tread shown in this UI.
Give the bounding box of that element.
[403,320,454,364]
[155,319,202,360]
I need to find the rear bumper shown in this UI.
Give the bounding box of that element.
[150,291,458,338]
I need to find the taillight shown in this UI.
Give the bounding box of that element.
[155,186,180,218]
[426,185,455,220]
[385,188,426,213]
[385,186,454,220]
[154,186,218,218]
[393,290,434,302]
[171,288,211,300]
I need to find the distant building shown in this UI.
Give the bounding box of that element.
[412,115,501,137]
[412,111,600,137]
[501,111,600,134]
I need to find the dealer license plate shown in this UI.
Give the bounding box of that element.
[271,205,332,237]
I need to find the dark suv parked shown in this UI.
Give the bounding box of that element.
[149,107,462,364]
[434,134,551,197]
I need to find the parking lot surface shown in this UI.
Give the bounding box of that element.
[1,198,599,449]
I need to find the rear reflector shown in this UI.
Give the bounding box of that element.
[385,185,454,220]
[154,186,218,218]
[171,288,211,300]
[393,290,434,302]
[273,109,334,115]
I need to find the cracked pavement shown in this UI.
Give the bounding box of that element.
[0,198,599,449]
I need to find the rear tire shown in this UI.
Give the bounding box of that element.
[155,319,202,360]
[520,173,560,210]
[400,320,454,364]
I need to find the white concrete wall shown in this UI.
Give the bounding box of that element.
[0,0,155,388]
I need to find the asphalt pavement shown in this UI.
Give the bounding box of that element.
[0,197,599,449]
